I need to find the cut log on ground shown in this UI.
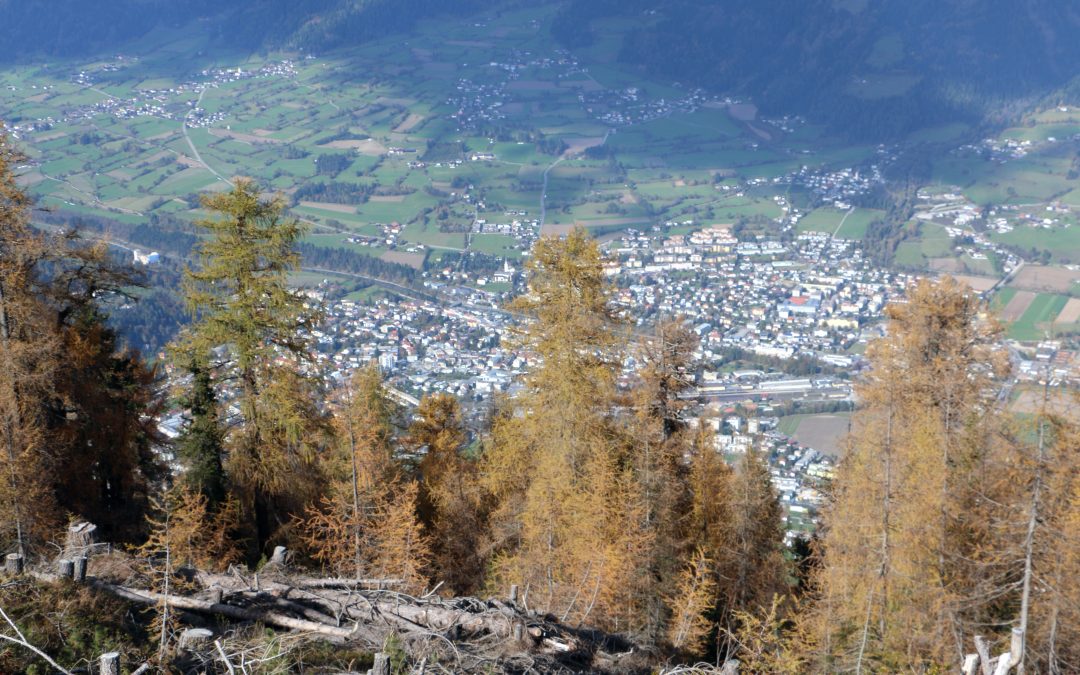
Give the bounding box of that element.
[75,567,648,673]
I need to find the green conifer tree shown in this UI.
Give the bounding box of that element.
[178,178,323,559]
[174,358,226,506]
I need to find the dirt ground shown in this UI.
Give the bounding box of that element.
[380,250,425,269]
[561,137,606,157]
[320,139,386,155]
[1010,265,1080,293]
[788,414,851,458]
[1008,385,1079,415]
[299,201,356,214]
[208,128,282,144]
[394,113,425,133]
[1056,297,1080,324]
[540,218,643,236]
[727,103,758,121]
[951,274,1000,292]
[1000,291,1037,321]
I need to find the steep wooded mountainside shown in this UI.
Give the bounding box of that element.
[553,0,1080,136]
[0,0,483,58]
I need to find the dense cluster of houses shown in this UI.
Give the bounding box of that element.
[605,224,909,363]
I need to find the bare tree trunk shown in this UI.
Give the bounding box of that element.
[1017,378,1051,675]
[160,509,171,659]
[343,381,363,581]
[0,285,25,558]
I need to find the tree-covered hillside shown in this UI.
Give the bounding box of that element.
[552,0,1080,138]
[0,0,485,60]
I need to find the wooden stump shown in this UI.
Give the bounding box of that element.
[509,584,519,604]
[73,556,88,583]
[369,652,390,675]
[4,553,23,575]
[65,521,97,558]
[99,651,120,675]
[179,628,214,652]
[57,559,75,578]
[269,546,288,565]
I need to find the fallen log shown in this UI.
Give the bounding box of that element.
[68,565,642,673]
[88,579,359,639]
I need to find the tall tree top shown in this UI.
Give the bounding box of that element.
[509,228,624,400]
[181,178,317,369]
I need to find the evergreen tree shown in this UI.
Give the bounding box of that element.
[177,178,324,560]
[52,303,163,542]
[174,358,226,506]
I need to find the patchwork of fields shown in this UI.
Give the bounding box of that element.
[2,2,1080,341]
[4,3,861,268]
[992,286,1079,341]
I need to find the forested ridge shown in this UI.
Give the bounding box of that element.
[0,0,486,61]
[552,0,1080,138]
[1,133,1078,673]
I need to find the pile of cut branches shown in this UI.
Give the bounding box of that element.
[79,560,650,674]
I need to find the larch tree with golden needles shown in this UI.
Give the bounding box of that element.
[716,448,787,627]
[0,133,59,555]
[408,392,488,594]
[177,178,324,562]
[805,277,1011,671]
[482,228,652,633]
[631,319,704,641]
[1,132,161,552]
[299,364,431,592]
[1005,390,1080,673]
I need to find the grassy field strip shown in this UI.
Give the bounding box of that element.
[1008,293,1069,341]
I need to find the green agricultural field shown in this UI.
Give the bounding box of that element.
[1008,293,1069,342]
[894,222,954,269]
[991,226,1080,264]
[471,233,524,257]
[797,207,883,239]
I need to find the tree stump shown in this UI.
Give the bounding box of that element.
[369,652,390,675]
[509,584,519,604]
[4,553,23,575]
[73,556,88,583]
[65,521,97,559]
[57,559,75,578]
[179,628,214,652]
[269,546,288,566]
[99,651,120,675]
